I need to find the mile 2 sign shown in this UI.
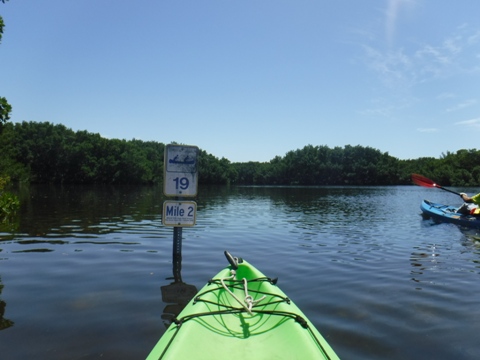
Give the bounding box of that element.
[164,145,199,197]
[163,201,197,227]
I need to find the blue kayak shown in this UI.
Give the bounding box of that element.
[420,199,480,228]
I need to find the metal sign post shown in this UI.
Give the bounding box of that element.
[172,226,183,282]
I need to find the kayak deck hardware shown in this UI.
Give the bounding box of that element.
[220,270,267,314]
[161,276,328,357]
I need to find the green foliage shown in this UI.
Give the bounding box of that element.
[398,149,480,187]
[1,121,480,187]
[0,122,168,184]
[198,150,235,185]
[0,175,19,222]
[0,16,4,44]
[0,97,12,124]
[0,191,19,218]
[0,175,9,189]
[233,144,404,186]
[0,1,6,43]
[1,1,11,131]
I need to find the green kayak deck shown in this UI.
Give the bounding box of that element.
[147,251,340,360]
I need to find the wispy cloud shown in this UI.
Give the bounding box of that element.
[385,0,401,46]
[415,25,480,77]
[362,16,480,89]
[437,92,456,100]
[385,0,416,46]
[455,118,480,128]
[415,45,453,66]
[358,96,415,117]
[467,29,480,44]
[362,45,415,89]
[446,99,477,112]
[417,128,439,133]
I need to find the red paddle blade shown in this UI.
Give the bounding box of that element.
[411,173,438,188]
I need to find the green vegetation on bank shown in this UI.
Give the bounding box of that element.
[1,121,480,187]
[0,1,12,134]
[0,175,19,224]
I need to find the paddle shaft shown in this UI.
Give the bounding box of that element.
[434,185,461,196]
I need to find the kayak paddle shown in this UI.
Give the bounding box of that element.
[411,173,462,197]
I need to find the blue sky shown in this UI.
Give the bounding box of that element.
[1,0,480,163]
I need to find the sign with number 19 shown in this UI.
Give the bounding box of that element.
[164,145,199,197]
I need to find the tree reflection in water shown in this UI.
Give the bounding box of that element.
[0,277,14,330]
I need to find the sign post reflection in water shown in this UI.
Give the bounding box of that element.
[160,255,197,327]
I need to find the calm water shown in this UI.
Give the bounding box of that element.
[1,184,480,359]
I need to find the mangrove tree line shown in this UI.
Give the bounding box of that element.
[1,121,480,187]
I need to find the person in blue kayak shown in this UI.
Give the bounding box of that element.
[457,192,480,214]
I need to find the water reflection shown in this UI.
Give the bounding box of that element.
[0,276,14,330]
[160,231,197,328]
[410,244,440,288]
[10,184,166,238]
